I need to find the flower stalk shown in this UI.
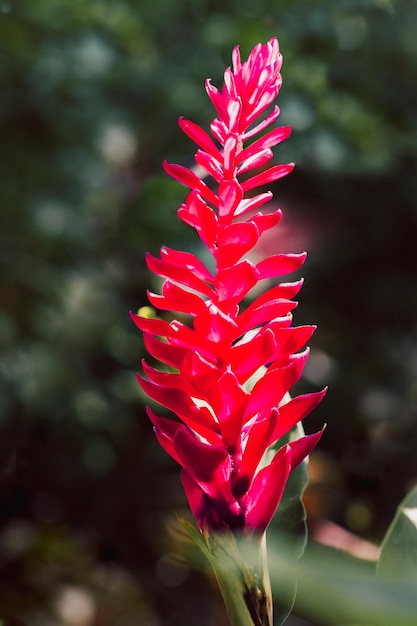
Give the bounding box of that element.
[180,519,272,626]
[133,37,326,625]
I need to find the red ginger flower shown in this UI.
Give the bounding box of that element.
[132,38,326,535]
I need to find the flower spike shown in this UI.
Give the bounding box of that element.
[133,37,326,538]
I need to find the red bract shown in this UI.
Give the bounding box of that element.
[133,38,326,535]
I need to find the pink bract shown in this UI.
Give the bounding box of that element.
[133,38,326,535]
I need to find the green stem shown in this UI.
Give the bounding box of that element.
[210,534,273,626]
[179,519,273,626]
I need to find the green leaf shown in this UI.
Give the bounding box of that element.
[377,484,417,583]
[269,540,417,626]
[271,421,310,542]
[177,516,213,563]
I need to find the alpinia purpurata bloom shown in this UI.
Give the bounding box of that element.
[132,38,326,536]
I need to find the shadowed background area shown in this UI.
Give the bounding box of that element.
[1,0,417,624]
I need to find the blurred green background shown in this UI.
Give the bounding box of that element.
[1,0,417,624]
